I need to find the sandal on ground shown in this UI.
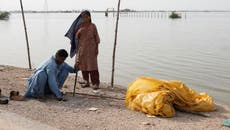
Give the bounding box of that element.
[0,98,9,105]
[0,89,9,105]
[10,91,25,101]
[92,85,100,90]
[78,81,87,84]
[81,83,90,88]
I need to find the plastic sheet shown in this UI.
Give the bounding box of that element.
[125,77,216,117]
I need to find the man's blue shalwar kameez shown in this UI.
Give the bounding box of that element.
[25,56,74,98]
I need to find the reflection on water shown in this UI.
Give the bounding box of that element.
[0,12,230,105]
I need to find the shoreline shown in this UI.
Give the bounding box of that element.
[6,10,230,13]
[0,65,230,130]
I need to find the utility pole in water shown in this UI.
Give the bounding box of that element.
[20,0,32,69]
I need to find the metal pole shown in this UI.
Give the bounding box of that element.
[111,0,121,88]
[20,0,32,69]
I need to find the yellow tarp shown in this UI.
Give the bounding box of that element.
[125,77,216,117]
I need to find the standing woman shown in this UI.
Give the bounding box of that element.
[65,10,100,90]
[75,11,100,90]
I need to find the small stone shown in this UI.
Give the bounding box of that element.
[92,90,100,94]
[73,110,78,113]
[73,108,80,112]
[84,125,89,128]
[146,114,156,118]
[142,122,151,125]
[0,67,4,71]
[88,107,98,111]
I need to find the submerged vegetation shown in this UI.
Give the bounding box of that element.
[169,11,181,19]
[0,11,10,20]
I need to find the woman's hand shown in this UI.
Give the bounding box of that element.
[74,61,80,70]
[76,28,82,39]
[96,45,99,55]
[96,49,98,55]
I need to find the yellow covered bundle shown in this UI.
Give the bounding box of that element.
[125,77,216,117]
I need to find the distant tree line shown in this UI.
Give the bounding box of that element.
[3,9,230,14]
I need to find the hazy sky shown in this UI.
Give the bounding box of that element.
[0,0,230,11]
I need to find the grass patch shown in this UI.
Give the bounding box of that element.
[169,11,181,19]
[0,11,10,20]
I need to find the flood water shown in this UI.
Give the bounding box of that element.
[0,12,230,105]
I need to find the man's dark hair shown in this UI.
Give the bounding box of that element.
[55,49,68,58]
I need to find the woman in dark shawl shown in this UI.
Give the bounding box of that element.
[65,11,100,90]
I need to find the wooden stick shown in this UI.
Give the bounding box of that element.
[111,0,121,88]
[73,70,78,97]
[20,0,32,69]
[67,92,125,101]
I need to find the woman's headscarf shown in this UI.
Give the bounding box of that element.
[65,10,91,58]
